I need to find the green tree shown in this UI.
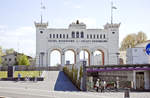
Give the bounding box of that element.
[17,55,30,65]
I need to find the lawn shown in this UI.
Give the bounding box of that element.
[0,71,42,78]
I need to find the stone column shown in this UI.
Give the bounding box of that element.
[133,71,136,89]
[144,71,150,89]
[48,51,51,66]
[76,51,80,65]
[90,52,94,65]
[61,51,65,66]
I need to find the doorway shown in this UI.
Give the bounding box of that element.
[136,72,144,89]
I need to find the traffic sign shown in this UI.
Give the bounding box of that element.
[146,43,150,55]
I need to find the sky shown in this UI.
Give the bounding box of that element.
[0,0,150,58]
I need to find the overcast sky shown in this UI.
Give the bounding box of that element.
[0,0,150,57]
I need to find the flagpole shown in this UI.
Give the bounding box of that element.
[111,1,113,24]
[40,0,43,24]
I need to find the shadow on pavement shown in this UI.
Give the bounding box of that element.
[54,71,79,91]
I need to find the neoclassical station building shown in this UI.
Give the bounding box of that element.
[35,20,120,66]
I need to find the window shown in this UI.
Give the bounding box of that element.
[5,58,7,61]
[53,34,55,38]
[93,34,95,39]
[97,34,99,39]
[103,34,105,39]
[15,58,17,61]
[112,32,115,34]
[40,31,43,34]
[63,34,65,38]
[90,34,92,39]
[76,32,79,38]
[9,58,11,61]
[81,32,84,38]
[72,31,75,38]
[49,34,51,38]
[100,34,102,39]
[87,34,89,39]
[60,34,62,38]
[57,34,59,38]
[67,34,69,38]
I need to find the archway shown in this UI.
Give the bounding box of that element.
[65,50,75,65]
[79,50,90,66]
[50,50,61,66]
[93,50,104,65]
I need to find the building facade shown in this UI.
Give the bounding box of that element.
[2,52,34,66]
[35,20,120,66]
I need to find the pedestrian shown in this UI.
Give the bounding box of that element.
[95,79,100,92]
[18,73,21,81]
[103,81,106,90]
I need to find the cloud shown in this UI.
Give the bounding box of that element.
[0,26,35,57]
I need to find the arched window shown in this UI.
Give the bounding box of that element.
[60,34,62,38]
[53,34,55,38]
[97,34,99,39]
[90,34,92,39]
[81,32,84,38]
[72,31,75,38]
[100,34,102,39]
[87,34,89,39]
[57,34,58,38]
[103,34,105,39]
[49,34,51,38]
[76,31,79,38]
[63,34,65,38]
[67,34,69,38]
[93,34,95,39]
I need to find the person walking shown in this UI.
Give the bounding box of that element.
[18,73,21,81]
[95,79,100,92]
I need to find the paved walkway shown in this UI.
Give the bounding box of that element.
[0,71,78,91]
[0,71,150,98]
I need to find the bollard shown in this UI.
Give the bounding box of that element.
[124,88,130,98]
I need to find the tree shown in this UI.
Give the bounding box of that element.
[120,32,147,51]
[120,33,137,50]
[17,55,30,66]
[0,56,2,65]
[6,48,14,54]
[136,31,147,44]
[0,46,3,56]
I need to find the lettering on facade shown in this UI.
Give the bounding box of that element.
[48,40,107,43]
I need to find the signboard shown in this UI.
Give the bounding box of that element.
[146,43,150,55]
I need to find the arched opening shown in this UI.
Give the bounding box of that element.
[93,50,104,65]
[50,50,61,66]
[79,50,90,66]
[65,50,75,65]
